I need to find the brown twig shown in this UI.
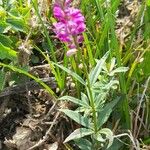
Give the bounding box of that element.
[27,112,60,150]
[44,101,58,120]
[133,77,150,138]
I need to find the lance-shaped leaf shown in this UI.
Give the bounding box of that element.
[59,109,92,128]
[89,51,109,85]
[97,97,120,129]
[64,128,94,143]
[53,63,86,85]
[99,128,114,148]
[0,43,17,60]
[59,96,89,107]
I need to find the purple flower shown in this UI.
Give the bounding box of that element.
[53,5,65,21]
[53,0,86,56]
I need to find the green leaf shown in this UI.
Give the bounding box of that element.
[53,63,86,85]
[98,128,114,148]
[0,6,6,18]
[7,0,16,5]
[75,138,93,150]
[109,57,116,72]
[64,128,94,143]
[97,97,119,128]
[8,8,20,17]
[60,109,92,128]
[0,63,55,96]
[81,92,89,106]
[107,139,123,150]
[0,22,10,33]
[83,32,95,66]
[20,7,31,17]
[0,42,17,60]
[59,96,89,107]
[89,51,109,85]
[146,0,150,6]
[6,18,28,32]
[94,133,106,142]
[142,51,150,76]
[103,80,119,90]
[0,34,13,47]
[109,67,129,76]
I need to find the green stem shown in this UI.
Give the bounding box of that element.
[78,48,98,133]
[70,56,81,98]
[31,0,54,55]
[116,46,131,129]
[109,11,131,129]
[31,0,63,89]
[0,63,56,97]
[19,0,23,7]
[72,35,97,132]
[94,0,104,21]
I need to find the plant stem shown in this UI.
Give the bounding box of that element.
[116,46,131,129]
[78,48,98,133]
[73,35,97,132]
[34,45,62,88]
[109,11,131,129]
[19,0,23,7]
[31,0,64,89]
[31,0,54,56]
